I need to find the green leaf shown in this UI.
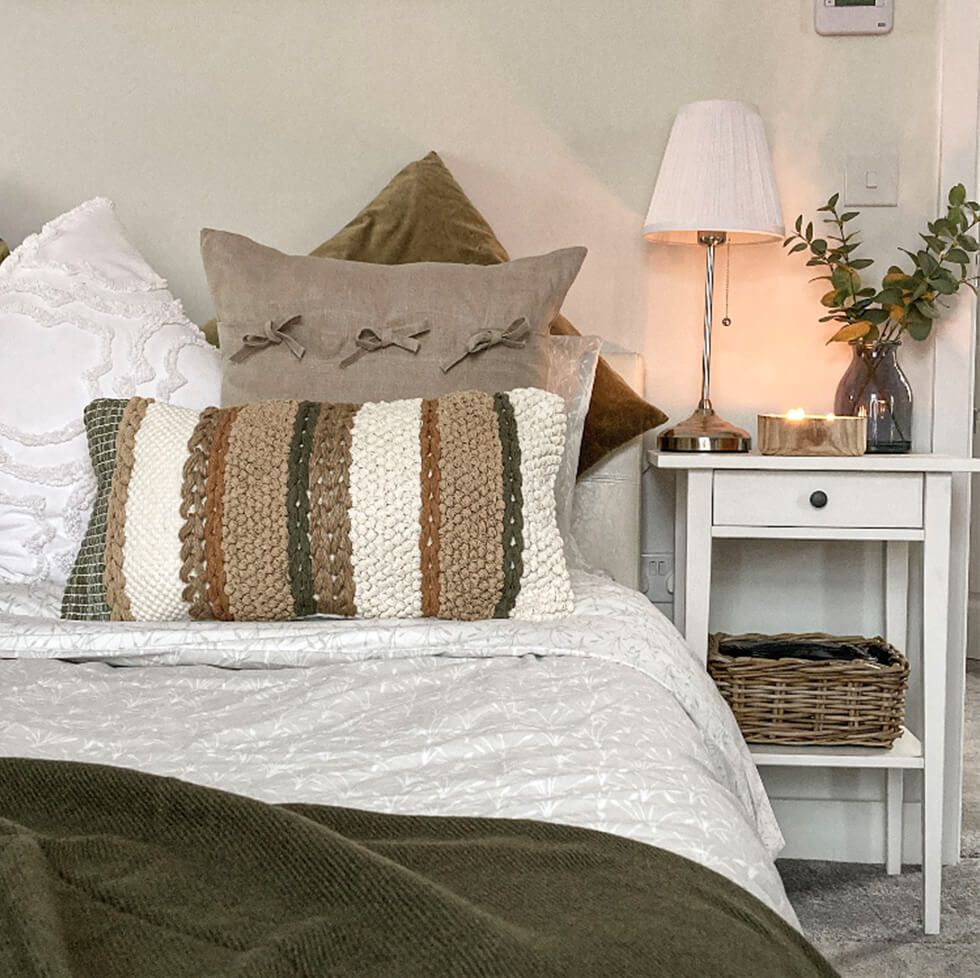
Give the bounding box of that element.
[831,266,858,291]
[906,318,932,341]
[810,239,828,254]
[782,236,796,248]
[933,277,958,295]
[947,248,970,265]
[805,221,813,240]
[789,242,808,254]
[876,288,904,305]
[865,308,891,325]
[958,235,979,252]
[795,215,803,233]
[805,258,826,267]
[828,192,840,209]
[850,258,874,269]
[820,289,842,308]
[917,299,941,319]
[911,280,930,300]
[949,184,967,208]
[921,234,945,252]
[840,211,860,223]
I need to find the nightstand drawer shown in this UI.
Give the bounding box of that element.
[713,471,923,529]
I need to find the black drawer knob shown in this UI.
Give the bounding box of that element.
[809,490,829,509]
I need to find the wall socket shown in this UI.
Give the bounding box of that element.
[641,553,674,604]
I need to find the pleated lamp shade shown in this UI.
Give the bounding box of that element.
[643,100,784,245]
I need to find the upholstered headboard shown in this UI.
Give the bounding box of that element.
[571,351,643,590]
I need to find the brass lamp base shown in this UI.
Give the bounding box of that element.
[658,404,751,453]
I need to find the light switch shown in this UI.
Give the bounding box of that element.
[845,154,898,206]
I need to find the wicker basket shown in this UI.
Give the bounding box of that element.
[707,632,909,747]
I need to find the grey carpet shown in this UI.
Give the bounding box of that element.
[778,661,980,977]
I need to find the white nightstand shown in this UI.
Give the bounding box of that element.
[649,451,980,935]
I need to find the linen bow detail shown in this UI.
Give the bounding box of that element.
[441,317,530,373]
[229,314,306,364]
[339,323,431,368]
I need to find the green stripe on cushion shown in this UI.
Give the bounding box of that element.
[286,401,320,618]
[60,399,129,620]
[493,392,523,619]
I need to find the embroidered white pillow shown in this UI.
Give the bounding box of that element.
[0,198,220,587]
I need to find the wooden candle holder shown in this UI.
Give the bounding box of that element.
[757,413,866,456]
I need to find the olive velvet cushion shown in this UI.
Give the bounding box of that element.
[201,152,666,472]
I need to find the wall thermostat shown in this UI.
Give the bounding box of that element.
[816,0,893,36]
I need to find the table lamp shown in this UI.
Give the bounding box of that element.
[644,99,784,452]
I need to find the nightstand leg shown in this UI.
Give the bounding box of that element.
[884,540,909,651]
[673,471,687,634]
[921,473,951,935]
[886,768,904,875]
[683,470,713,663]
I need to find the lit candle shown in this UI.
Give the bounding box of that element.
[757,411,866,456]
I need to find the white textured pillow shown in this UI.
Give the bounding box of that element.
[0,198,220,587]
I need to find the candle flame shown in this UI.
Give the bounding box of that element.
[786,408,806,421]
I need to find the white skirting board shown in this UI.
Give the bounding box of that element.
[772,798,929,865]
[761,767,956,867]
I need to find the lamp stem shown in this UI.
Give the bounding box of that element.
[697,232,726,411]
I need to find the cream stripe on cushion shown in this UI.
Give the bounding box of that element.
[348,398,423,618]
[508,388,572,620]
[121,403,199,620]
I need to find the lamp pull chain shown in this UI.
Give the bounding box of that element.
[721,237,732,327]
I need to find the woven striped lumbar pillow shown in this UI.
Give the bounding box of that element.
[61,389,572,623]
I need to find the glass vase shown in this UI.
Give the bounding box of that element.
[833,340,912,454]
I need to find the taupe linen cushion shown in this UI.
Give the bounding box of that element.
[202,228,585,406]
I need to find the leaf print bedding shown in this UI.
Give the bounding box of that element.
[0,570,797,927]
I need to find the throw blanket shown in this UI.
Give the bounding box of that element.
[0,759,838,978]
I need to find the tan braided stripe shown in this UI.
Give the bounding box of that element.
[179,407,220,620]
[60,399,128,621]
[308,402,358,616]
[222,400,298,621]
[203,405,242,621]
[418,398,442,618]
[436,390,504,620]
[103,396,151,621]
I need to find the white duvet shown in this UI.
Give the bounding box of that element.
[0,571,796,926]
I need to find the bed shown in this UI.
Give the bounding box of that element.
[0,198,835,974]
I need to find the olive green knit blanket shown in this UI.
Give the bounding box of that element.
[0,759,838,978]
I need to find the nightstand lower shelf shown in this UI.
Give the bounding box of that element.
[750,727,923,769]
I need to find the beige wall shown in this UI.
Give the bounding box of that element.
[2,0,943,631]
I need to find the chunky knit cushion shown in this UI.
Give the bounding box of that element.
[62,389,572,623]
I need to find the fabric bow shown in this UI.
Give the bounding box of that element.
[228,314,306,364]
[441,317,530,373]
[339,323,431,368]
